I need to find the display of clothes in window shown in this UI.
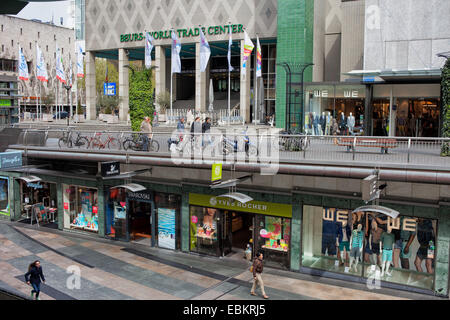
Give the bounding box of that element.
[65,186,98,233]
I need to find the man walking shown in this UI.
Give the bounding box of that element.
[250,251,269,299]
[140,116,153,151]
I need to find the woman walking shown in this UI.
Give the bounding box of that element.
[25,260,45,300]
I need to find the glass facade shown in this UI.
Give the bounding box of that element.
[302,205,437,291]
[75,0,85,41]
[190,206,220,256]
[304,84,366,135]
[154,192,181,250]
[20,181,57,223]
[63,185,98,233]
[0,177,8,215]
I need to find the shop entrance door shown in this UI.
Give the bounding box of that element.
[128,200,152,245]
[220,211,255,258]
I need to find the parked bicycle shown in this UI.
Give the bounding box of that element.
[279,129,310,152]
[58,130,90,149]
[222,127,258,157]
[89,132,120,150]
[122,133,160,152]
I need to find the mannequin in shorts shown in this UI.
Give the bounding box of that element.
[336,220,351,266]
[349,223,364,272]
[380,227,395,277]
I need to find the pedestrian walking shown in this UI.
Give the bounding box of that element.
[140,116,153,151]
[25,260,45,300]
[250,251,269,299]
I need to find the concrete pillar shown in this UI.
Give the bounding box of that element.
[240,40,251,123]
[181,192,190,252]
[118,48,129,121]
[195,42,207,112]
[290,195,302,271]
[155,45,166,113]
[85,51,96,120]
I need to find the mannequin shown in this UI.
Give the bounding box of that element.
[336,220,351,266]
[325,112,331,135]
[320,112,326,135]
[347,112,355,136]
[368,220,383,266]
[312,112,319,136]
[339,112,347,135]
[349,223,364,272]
[380,227,395,277]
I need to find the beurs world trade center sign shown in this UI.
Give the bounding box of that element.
[120,24,244,43]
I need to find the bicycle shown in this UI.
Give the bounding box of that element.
[89,132,120,150]
[122,133,160,152]
[58,130,90,149]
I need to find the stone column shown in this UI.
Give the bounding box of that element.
[195,42,207,112]
[155,45,166,113]
[85,51,96,120]
[118,48,129,121]
[290,194,302,271]
[240,40,251,123]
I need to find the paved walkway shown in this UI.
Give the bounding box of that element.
[0,221,444,300]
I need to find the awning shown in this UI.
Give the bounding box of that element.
[210,175,253,189]
[352,205,400,219]
[102,169,151,180]
[17,175,42,183]
[110,183,147,192]
[344,68,442,82]
[217,192,253,204]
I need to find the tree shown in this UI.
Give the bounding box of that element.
[41,91,55,113]
[441,58,450,156]
[129,65,155,131]
[95,58,119,95]
[156,90,171,115]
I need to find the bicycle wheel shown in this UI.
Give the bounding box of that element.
[123,139,136,151]
[58,137,72,149]
[247,145,258,157]
[149,140,160,152]
[90,137,102,149]
[107,138,119,150]
[75,136,90,149]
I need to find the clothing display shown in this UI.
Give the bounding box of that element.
[381,231,395,262]
[347,115,355,135]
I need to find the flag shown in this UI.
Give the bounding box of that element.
[68,58,73,87]
[256,36,262,78]
[242,31,254,70]
[145,32,154,69]
[36,44,48,82]
[18,45,29,81]
[76,43,84,78]
[56,44,66,83]
[199,28,210,72]
[105,60,108,83]
[227,27,234,72]
[171,30,181,73]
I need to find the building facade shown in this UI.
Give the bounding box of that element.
[0,15,76,125]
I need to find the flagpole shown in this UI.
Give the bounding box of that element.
[228,22,231,126]
[170,29,173,124]
[255,37,258,125]
[35,41,39,121]
[18,43,21,123]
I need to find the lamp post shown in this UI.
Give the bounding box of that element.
[64,84,72,126]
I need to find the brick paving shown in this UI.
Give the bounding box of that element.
[0,221,444,300]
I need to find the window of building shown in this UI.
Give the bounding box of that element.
[63,185,98,233]
[62,48,64,54]
[46,45,48,52]
[29,42,32,50]
[0,177,8,214]
[54,34,56,40]
[301,205,437,291]
[11,40,13,47]
[1,45,3,52]
[1,25,3,32]
[0,59,18,72]
[38,32,40,38]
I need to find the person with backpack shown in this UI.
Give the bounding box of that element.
[25,260,45,300]
[250,251,269,299]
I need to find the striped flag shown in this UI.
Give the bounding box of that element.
[256,36,262,78]
[145,32,154,69]
[55,44,66,83]
[199,27,210,72]
[171,30,181,73]
[76,43,84,78]
[36,44,48,82]
[242,31,254,70]
[227,27,234,72]
[68,58,73,87]
[18,45,29,81]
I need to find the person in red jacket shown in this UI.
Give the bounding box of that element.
[250,251,269,299]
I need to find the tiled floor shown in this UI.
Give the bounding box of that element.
[0,222,444,300]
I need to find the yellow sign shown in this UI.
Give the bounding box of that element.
[189,193,292,218]
[211,163,222,182]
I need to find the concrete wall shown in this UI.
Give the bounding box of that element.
[364,0,450,71]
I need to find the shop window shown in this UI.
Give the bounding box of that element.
[106,187,127,239]
[254,215,291,269]
[302,205,437,291]
[190,206,220,256]
[63,185,98,233]
[155,193,181,250]
[19,181,57,223]
[0,178,9,215]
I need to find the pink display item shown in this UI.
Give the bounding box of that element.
[191,215,198,224]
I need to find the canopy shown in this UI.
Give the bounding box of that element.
[217,192,253,204]
[352,205,400,219]
[110,183,146,192]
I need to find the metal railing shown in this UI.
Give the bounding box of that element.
[166,109,243,125]
[12,128,450,168]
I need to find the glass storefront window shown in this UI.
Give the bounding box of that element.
[302,205,437,291]
[20,181,57,223]
[0,177,8,215]
[304,84,366,135]
[155,193,181,251]
[254,215,291,269]
[106,187,127,239]
[190,206,220,256]
[63,185,98,233]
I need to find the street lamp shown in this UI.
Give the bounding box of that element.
[64,84,72,126]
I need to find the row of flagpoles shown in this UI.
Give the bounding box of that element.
[17,41,85,122]
[144,26,263,124]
